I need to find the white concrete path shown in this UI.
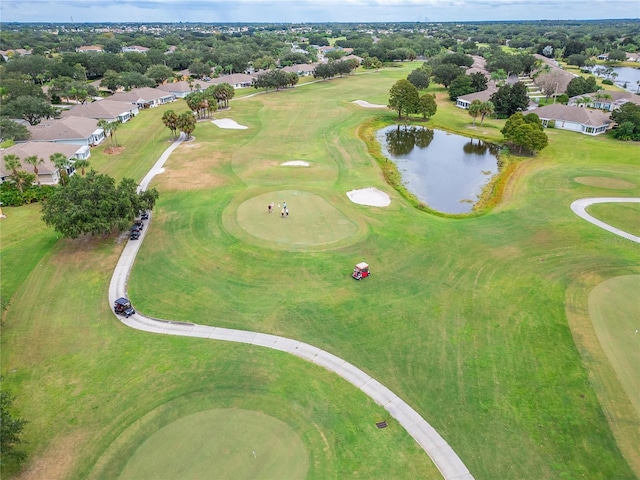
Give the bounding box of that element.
[570,197,640,244]
[109,130,474,480]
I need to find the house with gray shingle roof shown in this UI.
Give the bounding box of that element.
[207,73,257,89]
[455,86,498,109]
[61,100,139,123]
[529,104,613,135]
[281,63,317,76]
[157,80,206,98]
[25,116,105,146]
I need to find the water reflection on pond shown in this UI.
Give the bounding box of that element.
[377,125,500,214]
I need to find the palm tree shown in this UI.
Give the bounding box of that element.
[97,119,112,146]
[3,154,25,192]
[24,154,44,185]
[468,100,482,126]
[73,159,90,176]
[50,153,70,185]
[479,101,495,125]
[109,120,121,147]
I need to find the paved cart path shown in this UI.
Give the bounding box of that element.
[110,135,474,480]
[570,197,640,244]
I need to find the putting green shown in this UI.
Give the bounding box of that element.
[118,409,309,480]
[588,275,640,417]
[236,190,358,247]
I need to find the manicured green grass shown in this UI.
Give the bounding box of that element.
[586,202,640,237]
[116,409,309,480]
[2,62,640,480]
[588,275,640,417]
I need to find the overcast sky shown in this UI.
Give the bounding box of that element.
[1,0,638,24]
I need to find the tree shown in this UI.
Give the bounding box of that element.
[567,54,588,67]
[0,378,28,467]
[448,74,475,100]
[566,76,598,98]
[73,159,90,176]
[0,118,30,142]
[469,72,488,92]
[388,79,419,120]
[479,101,495,125]
[542,45,554,57]
[607,50,627,62]
[490,83,529,118]
[610,103,640,141]
[501,112,548,154]
[535,70,566,99]
[119,71,155,90]
[5,96,56,125]
[416,93,437,120]
[50,152,70,185]
[24,155,44,185]
[468,99,482,126]
[176,111,196,139]
[3,154,26,192]
[407,68,430,90]
[100,69,122,93]
[145,64,174,85]
[162,109,179,138]
[432,64,464,88]
[41,170,160,238]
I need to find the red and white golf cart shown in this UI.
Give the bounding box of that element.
[352,262,370,280]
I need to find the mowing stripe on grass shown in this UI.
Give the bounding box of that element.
[108,135,475,480]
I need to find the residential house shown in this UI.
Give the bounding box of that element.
[207,73,257,89]
[281,63,317,76]
[77,45,103,53]
[122,45,150,53]
[0,48,32,61]
[109,87,176,108]
[25,116,105,146]
[455,87,498,109]
[0,141,89,185]
[61,100,139,123]
[157,80,202,98]
[529,104,613,135]
[568,91,640,112]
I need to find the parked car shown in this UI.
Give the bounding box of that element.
[114,297,135,317]
[130,230,140,240]
[140,211,149,220]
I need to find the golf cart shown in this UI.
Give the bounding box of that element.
[352,262,370,280]
[114,297,135,317]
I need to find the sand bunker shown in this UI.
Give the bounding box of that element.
[281,161,310,167]
[347,187,391,207]
[212,118,248,129]
[352,100,387,109]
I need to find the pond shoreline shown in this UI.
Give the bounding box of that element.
[360,117,516,218]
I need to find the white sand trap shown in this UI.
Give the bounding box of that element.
[281,161,310,167]
[347,187,391,207]
[211,118,248,129]
[352,100,387,109]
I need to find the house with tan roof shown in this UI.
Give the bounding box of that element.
[0,48,32,61]
[281,64,317,76]
[108,87,176,108]
[61,100,139,123]
[157,80,200,98]
[207,73,257,89]
[0,142,88,185]
[529,104,613,135]
[455,87,498,109]
[25,116,105,146]
[77,45,103,53]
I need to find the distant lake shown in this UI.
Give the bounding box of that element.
[588,66,640,93]
[376,125,500,214]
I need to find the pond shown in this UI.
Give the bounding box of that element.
[588,65,640,93]
[376,125,500,214]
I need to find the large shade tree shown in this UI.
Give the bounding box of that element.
[501,112,548,154]
[388,79,419,120]
[41,170,159,239]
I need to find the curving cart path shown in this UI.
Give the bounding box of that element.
[109,135,474,480]
[570,197,640,244]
